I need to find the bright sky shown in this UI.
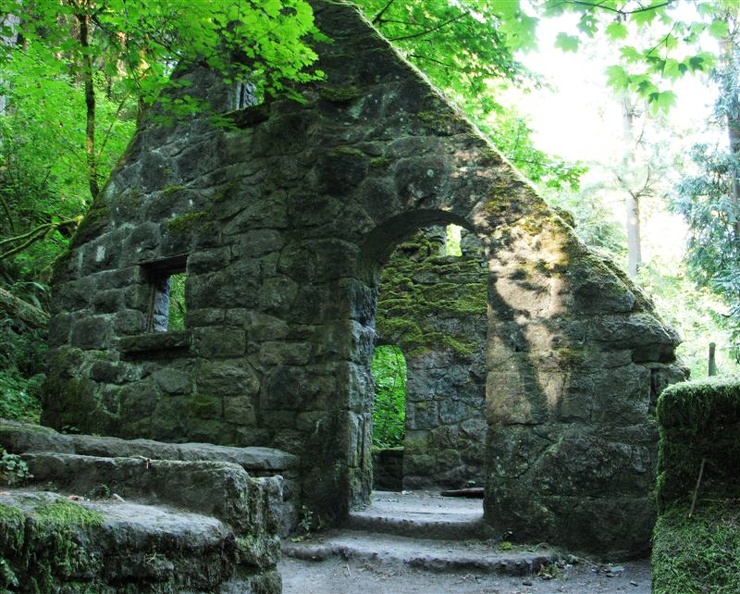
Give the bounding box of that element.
[500,14,721,267]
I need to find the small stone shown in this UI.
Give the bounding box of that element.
[522,579,533,586]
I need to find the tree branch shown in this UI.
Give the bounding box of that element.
[547,0,674,18]
[0,216,83,260]
[387,12,469,43]
[372,0,397,25]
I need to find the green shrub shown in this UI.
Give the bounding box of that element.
[371,345,406,449]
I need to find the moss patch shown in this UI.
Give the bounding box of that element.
[653,501,740,594]
[376,232,486,356]
[656,377,740,510]
[319,85,363,103]
[165,210,209,234]
[0,497,104,593]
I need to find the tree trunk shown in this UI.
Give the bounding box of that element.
[621,96,643,278]
[76,10,99,199]
[626,190,642,279]
[0,14,19,117]
[0,287,49,329]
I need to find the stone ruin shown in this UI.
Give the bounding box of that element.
[40,0,686,555]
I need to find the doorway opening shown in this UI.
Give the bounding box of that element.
[371,223,487,493]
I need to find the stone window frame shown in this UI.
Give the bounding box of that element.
[142,255,188,333]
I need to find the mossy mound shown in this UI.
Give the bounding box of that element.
[656,376,740,510]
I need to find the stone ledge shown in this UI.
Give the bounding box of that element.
[0,490,281,593]
[0,418,299,473]
[0,419,299,536]
[119,330,191,358]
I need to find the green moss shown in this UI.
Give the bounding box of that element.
[319,85,363,103]
[376,232,487,356]
[656,377,740,510]
[370,156,391,168]
[0,497,104,593]
[213,178,241,203]
[71,204,111,247]
[186,393,222,419]
[328,145,366,159]
[162,185,188,196]
[116,188,144,210]
[236,534,279,569]
[165,211,208,234]
[553,347,587,369]
[653,501,740,594]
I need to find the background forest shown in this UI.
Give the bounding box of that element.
[1,0,740,429]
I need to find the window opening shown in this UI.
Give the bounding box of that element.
[145,257,187,333]
[445,224,462,257]
[371,345,407,449]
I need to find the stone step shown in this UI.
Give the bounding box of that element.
[347,490,489,540]
[282,531,556,576]
[0,489,280,593]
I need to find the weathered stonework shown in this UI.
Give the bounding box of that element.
[43,0,686,554]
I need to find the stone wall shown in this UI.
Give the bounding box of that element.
[43,0,686,554]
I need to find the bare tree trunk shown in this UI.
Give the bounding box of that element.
[626,189,642,278]
[0,14,19,116]
[0,287,49,329]
[76,9,99,199]
[621,96,643,278]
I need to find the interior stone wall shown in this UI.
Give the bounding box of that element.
[43,0,686,554]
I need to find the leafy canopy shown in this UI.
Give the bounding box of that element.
[0,0,324,107]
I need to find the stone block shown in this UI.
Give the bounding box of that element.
[152,367,193,395]
[70,316,111,349]
[192,327,246,358]
[196,360,259,396]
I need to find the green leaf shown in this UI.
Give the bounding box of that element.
[662,58,682,81]
[605,21,628,41]
[632,4,663,26]
[708,19,729,40]
[577,14,598,37]
[636,77,659,98]
[554,32,579,52]
[605,64,630,91]
[620,46,642,63]
[649,90,677,114]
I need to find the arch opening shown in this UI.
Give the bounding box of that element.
[366,219,489,498]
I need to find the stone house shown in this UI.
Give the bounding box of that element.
[43,0,686,554]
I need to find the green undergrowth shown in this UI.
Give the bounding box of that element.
[653,501,740,594]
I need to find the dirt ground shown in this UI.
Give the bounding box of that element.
[279,555,652,594]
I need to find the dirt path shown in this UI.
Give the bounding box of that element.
[280,555,652,594]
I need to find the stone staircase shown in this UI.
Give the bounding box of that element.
[0,418,298,593]
[282,490,558,576]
